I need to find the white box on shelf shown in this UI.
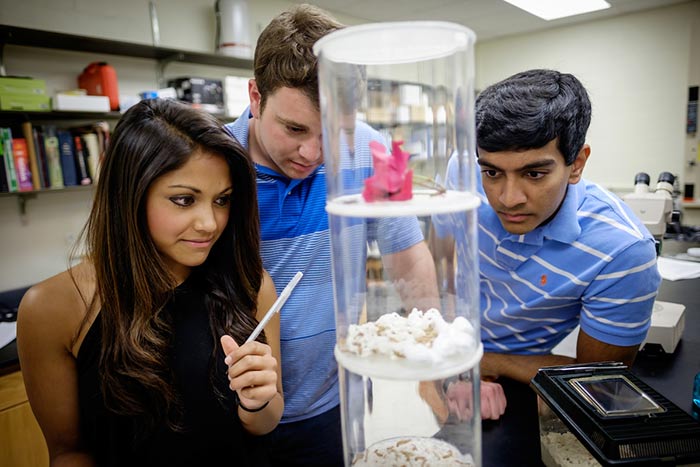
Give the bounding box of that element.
[53,94,110,112]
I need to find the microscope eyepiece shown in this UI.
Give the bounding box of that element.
[657,171,675,185]
[634,172,650,186]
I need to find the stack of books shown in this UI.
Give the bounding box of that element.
[0,121,110,193]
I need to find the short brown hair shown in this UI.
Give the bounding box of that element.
[254,3,344,111]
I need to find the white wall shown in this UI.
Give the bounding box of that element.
[0,191,91,289]
[0,1,698,290]
[476,1,698,192]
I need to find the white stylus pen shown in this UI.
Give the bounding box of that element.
[245,271,303,344]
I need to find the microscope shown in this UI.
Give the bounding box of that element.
[622,172,685,354]
[622,172,681,254]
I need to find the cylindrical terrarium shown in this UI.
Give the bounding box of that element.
[315,22,481,466]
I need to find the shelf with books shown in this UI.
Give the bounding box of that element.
[0,24,252,217]
[0,118,108,217]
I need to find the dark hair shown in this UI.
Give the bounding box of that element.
[253,3,344,111]
[78,98,262,432]
[475,69,591,165]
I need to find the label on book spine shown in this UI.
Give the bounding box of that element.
[12,138,34,191]
[57,130,77,186]
[42,126,64,189]
[1,128,18,192]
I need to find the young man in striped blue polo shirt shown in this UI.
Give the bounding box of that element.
[225,5,438,465]
[443,69,661,415]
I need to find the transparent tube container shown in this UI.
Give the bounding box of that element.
[315,22,481,466]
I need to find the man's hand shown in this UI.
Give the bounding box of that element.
[445,380,507,421]
[480,380,507,420]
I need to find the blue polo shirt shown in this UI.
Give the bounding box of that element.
[225,110,423,422]
[445,157,660,354]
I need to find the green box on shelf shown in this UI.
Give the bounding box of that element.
[0,76,47,95]
[0,93,51,111]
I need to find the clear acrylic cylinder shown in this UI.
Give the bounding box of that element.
[315,22,482,466]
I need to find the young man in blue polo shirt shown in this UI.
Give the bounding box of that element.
[445,69,660,405]
[225,4,438,465]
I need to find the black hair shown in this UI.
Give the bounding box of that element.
[475,69,591,165]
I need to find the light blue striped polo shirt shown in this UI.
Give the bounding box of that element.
[446,157,661,354]
[225,110,423,422]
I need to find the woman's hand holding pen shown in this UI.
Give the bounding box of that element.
[220,335,278,412]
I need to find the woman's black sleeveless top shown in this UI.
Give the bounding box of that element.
[77,280,266,466]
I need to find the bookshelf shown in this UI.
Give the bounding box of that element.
[0,24,254,86]
[0,24,254,214]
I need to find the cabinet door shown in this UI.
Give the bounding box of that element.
[0,371,49,467]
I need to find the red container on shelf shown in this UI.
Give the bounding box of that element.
[78,62,119,111]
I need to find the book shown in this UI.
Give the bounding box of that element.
[0,159,7,192]
[72,135,91,185]
[0,128,18,192]
[41,125,64,189]
[70,120,111,181]
[56,129,78,186]
[21,121,42,189]
[93,121,110,170]
[80,132,100,181]
[32,127,49,188]
[11,137,34,191]
[0,134,8,192]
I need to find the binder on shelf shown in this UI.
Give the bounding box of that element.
[21,121,42,189]
[72,135,91,186]
[31,127,49,188]
[80,132,100,180]
[0,156,7,192]
[0,135,8,192]
[0,127,19,192]
[12,138,34,192]
[93,121,110,163]
[56,129,78,186]
[71,120,111,181]
[42,126,64,189]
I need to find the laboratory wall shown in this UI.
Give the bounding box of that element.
[0,0,699,290]
[476,1,698,192]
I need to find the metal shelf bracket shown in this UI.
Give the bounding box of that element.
[17,192,37,222]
